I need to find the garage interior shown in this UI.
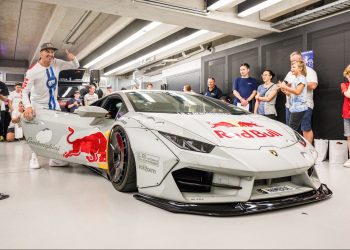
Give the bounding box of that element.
[1,0,350,248]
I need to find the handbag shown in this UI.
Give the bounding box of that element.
[314,139,328,162]
[329,140,348,164]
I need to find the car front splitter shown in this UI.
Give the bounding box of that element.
[133,184,332,216]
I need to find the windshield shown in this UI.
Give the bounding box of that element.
[125,91,248,115]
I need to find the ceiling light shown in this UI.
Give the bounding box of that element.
[207,0,238,11]
[84,22,161,68]
[238,0,282,17]
[104,30,209,75]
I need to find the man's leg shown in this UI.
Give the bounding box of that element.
[285,108,291,125]
[288,111,305,131]
[301,108,314,144]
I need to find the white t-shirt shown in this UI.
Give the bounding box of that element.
[22,58,79,110]
[8,90,22,110]
[84,93,99,106]
[284,66,318,109]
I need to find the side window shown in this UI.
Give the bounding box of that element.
[116,103,128,119]
[102,96,127,119]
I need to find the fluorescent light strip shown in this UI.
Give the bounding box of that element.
[207,0,237,11]
[238,0,282,17]
[105,30,209,75]
[84,22,161,68]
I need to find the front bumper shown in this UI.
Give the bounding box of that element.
[133,184,332,216]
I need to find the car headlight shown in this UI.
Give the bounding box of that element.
[295,131,306,147]
[159,132,215,153]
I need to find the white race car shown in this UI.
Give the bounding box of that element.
[22,90,332,216]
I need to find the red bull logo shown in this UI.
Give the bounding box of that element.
[208,120,283,139]
[63,127,107,162]
[209,120,262,128]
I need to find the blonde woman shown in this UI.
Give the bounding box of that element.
[254,70,278,119]
[278,61,308,131]
[341,64,350,167]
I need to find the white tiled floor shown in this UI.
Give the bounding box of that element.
[1,141,350,249]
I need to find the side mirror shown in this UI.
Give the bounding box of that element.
[74,106,108,117]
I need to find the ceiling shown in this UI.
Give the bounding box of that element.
[0,0,349,77]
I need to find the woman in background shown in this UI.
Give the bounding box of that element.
[341,64,350,168]
[254,70,278,119]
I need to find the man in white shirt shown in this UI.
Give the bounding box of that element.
[22,42,80,169]
[8,82,22,112]
[284,51,318,144]
[84,84,99,106]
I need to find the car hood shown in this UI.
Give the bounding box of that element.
[133,113,298,150]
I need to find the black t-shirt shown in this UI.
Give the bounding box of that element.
[0,81,9,97]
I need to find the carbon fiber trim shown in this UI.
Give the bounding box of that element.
[133,184,332,216]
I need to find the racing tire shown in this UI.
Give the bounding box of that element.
[108,126,137,192]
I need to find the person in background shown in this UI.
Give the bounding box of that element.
[0,80,10,142]
[220,96,230,103]
[284,51,318,144]
[84,84,99,106]
[278,60,308,131]
[340,64,350,168]
[254,70,278,119]
[204,77,222,99]
[183,84,192,92]
[67,90,82,113]
[8,82,22,112]
[105,85,113,95]
[6,101,25,142]
[232,63,259,112]
[146,82,154,90]
[121,87,127,90]
[22,42,79,168]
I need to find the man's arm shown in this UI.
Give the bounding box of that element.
[247,90,257,102]
[22,76,35,120]
[56,50,79,70]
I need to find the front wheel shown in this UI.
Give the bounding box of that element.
[108,126,137,192]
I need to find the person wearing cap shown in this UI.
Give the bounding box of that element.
[105,85,113,96]
[22,42,79,169]
[67,90,82,113]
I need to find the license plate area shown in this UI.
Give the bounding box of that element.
[257,185,295,194]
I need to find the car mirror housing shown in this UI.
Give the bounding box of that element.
[74,106,108,118]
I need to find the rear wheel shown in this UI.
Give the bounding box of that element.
[108,126,136,192]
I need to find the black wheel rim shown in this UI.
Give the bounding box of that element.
[109,128,128,185]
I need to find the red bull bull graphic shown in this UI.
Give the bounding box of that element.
[209,120,262,128]
[208,120,283,139]
[63,127,107,162]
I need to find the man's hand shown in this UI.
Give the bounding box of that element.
[65,49,76,61]
[23,107,34,121]
[240,99,248,106]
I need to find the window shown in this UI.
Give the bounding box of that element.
[102,96,128,119]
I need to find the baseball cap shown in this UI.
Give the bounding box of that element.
[107,85,112,89]
[40,42,58,52]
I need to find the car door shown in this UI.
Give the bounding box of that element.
[22,94,126,170]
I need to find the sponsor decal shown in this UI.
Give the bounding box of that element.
[63,127,107,162]
[27,137,60,152]
[138,164,157,174]
[137,152,159,167]
[214,129,282,139]
[209,120,261,128]
[208,120,283,139]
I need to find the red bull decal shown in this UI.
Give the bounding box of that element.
[209,120,283,139]
[63,127,107,162]
[214,129,283,139]
[209,120,262,128]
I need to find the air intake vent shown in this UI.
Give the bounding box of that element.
[172,168,213,193]
[271,0,350,30]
